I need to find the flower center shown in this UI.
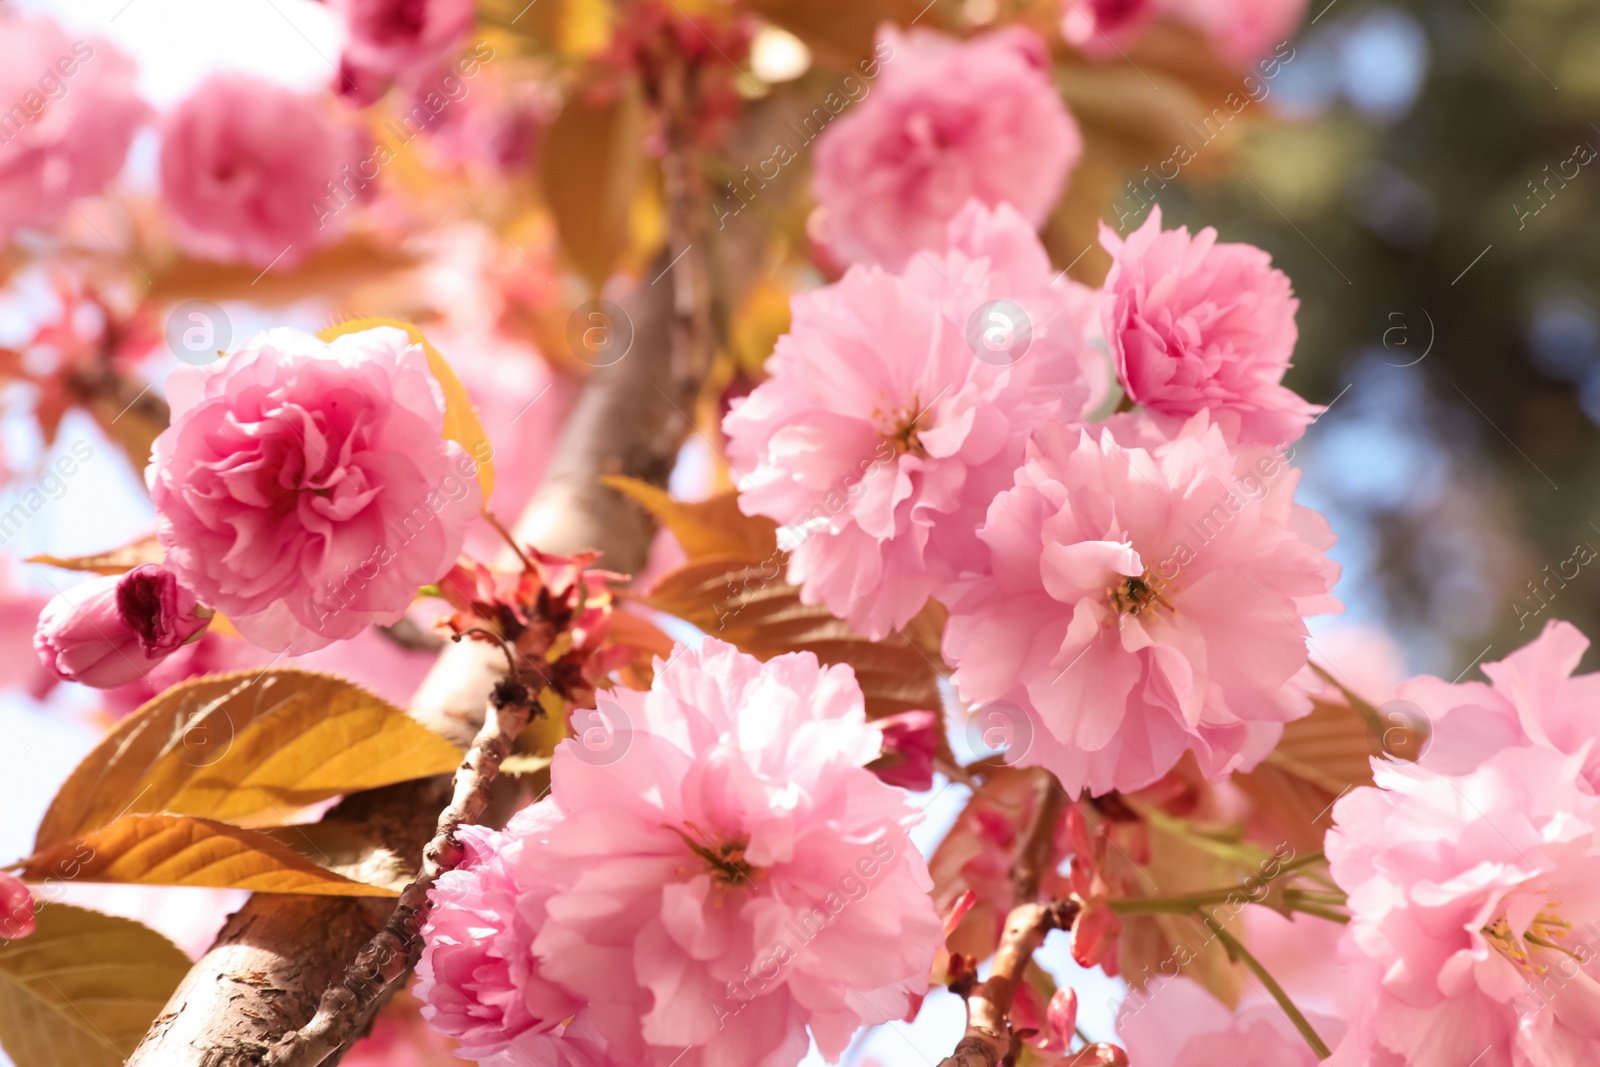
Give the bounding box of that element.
[880,397,932,458]
[1108,570,1175,618]
[668,823,757,886]
[1484,905,1585,976]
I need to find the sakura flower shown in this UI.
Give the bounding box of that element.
[1119,976,1339,1067]
[537,640,942,1067]
[1326,744,1600,1067]
[417,640,943,1067]
[147,326,481,654]
[159,74,365,268]
[0,12,148,244]
[811,25,1081,270]
[333,0,477,104]
[1061,0,1159,58]
[1408,619,1600,789]
[33,565,210,689]
[943,413,1340,795]
[1167,0,1308,65]
[724,201,1097,640]
[1101,205,1319,446]
[416,807,608,1067]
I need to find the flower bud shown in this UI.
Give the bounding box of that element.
[869,709,938,791]
[0,872,33,940]
[33,565,210,689]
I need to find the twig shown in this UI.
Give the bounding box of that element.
[376,618,445,653]
[259,673,537,1067]
[937,900,1079,1067]
[939,768,1074,1067]
[1011,768,1065,904]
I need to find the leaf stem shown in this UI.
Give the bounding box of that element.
[1205,918,1331,1059]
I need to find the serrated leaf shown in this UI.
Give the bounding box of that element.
[539,76,645,290]
[28,534,163,576]
[317,318,495,502]
[0,903,190,1067]
[644,554,942,719]
[603,479,779,560]
[1235,694,1378,854]
[36,669,462,851]
[20,814,400,896]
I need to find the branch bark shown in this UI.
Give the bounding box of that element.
[939,768,1074,1067]
[126,79,819,1067]
[937,900,1079,1067]
[260,672,537,1067]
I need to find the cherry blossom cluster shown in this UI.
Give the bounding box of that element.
[732,189,1339,797]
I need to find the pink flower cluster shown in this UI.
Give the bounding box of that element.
[417,640,943,1067]
[725,200,1101,641]
[147,325,480,653]
[333,0,476,105]
[728,188,1335,795]
[1325,621,1600,1067]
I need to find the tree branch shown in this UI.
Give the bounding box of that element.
[260,673,537,1067]
[1012,768,1065,905]
[939,768,1073,1067]
[938,900,1079,1067]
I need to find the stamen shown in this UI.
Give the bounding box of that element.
[1108,570,1175,618]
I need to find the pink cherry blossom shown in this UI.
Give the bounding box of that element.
[147,326,481,654]
[418,640,944,1067]
[1167,0,1307,64]
[1406,619,1600,789]
[1101,205,1319,446]
[33,565,210,689]
[0,872,33,939]
[1119,976,1338,1067]
[1061,0,1159,58]
[811,25,1081,270]
[1326,744,1600,1067]
[159,73,365,268]
[334,0,476,103]
[536,640,942,1067]
[416,807,608,1067]
[724,200,1098,640]
[943,413,1340,795]
[0,11,148,244]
